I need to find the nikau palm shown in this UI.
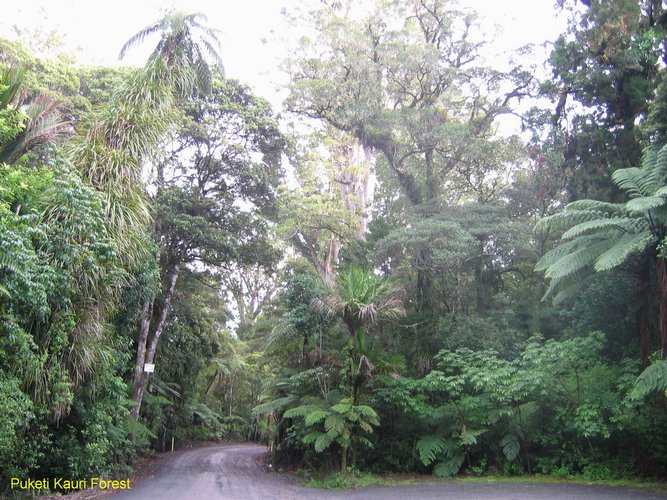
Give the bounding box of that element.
[314,266,404,404]
[0,65,70,164]
[536,143,667,365]
[120,11,224,94]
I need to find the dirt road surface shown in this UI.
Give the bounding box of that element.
[112,443,666,500]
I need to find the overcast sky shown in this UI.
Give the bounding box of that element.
[1,0,566,111]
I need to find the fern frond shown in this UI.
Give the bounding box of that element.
[544,240,613,281]
[626,196,667,213]
[0,252,20,273]
[252,395,297,416]
[550,279,591,305]
[433,453,464,477]
[314,432,333,453]
[535,236,596,272]
[416,435,447,466]
[305,409,330,426]
[284,404,321,419]
[613,168,649,198]
[561,217,637,239]
[565,200,625,214]
[650,144,667,187]
[325,414,344,435]
[594,232,655,271]
[500,434,520,461]
[630,361,667,400]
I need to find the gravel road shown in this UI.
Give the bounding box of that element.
[112,443,666,500]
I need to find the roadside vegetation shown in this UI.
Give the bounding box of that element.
[2,0,667,495]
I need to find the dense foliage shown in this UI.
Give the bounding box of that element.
[2,0,667,494]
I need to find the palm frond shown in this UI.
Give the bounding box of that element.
[119,22,163,60]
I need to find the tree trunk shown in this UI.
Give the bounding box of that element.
[130,262,181,420]
[658,258,667,360]
[639,281,652,369]
[130,299,153,420]
[144,263,181,366]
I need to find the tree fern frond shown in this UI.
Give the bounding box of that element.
[613,168,648,198]
[651,144,667,186]
[594,232,655,271]
[550,281,589,305]
[325,413,345,435]
[561,217,637,239]
[625,196,667,213]
[314,432,333,453]
[535,235,599,272]
[284,404,321,419]
[416,435,447,466]
[630,361,667,400]
[252,395,297,416]
[565,199,625,214]
[304,409,330,426]
[544,240,612,281]
[433,453,465,477]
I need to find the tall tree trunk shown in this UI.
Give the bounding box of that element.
[658,258,667,360]
[130,262,181,420]
[639,280,652,369]
[145,264,181,365]
[130,299,153,420]
[340,445,348,474]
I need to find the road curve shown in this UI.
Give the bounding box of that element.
[112,443,666,500]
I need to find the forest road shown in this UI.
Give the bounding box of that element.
[112,443,667,500]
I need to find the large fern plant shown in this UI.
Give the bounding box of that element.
[536,145,667,301]
[536,143,667,363]
[283,396,379,474]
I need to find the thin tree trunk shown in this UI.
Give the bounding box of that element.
[639,281,652,369]
[145,263,181,366]
[131,299,153,420]
[658,258,667,360]
[131,262,180,419]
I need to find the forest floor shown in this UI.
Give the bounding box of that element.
[54,442,663,500]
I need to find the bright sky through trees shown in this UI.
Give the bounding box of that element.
[2,0,565,113]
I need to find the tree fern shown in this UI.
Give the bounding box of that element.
[565,199,625,214]
[537,142,667,309]
[630,361,667,400]
[315,432,334,453]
